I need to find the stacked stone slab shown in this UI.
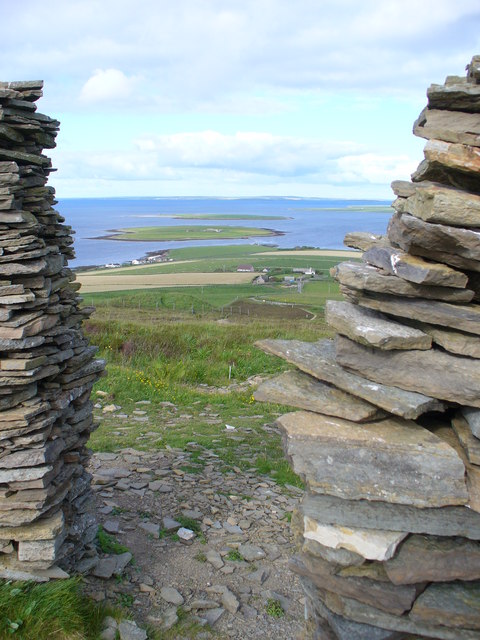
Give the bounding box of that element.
[0,81,105,580]
[255,57,480,639]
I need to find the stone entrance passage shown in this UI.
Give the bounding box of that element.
[255,57,480,639]
[0,81,104,579]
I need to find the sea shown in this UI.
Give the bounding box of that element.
[55,197,392,268]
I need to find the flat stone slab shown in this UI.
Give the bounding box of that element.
[345,291,480,337]
[384,534,480,585]
[277,410,467,507]
[435,424,480,515]
[410,582,480,630]
[303,516,406,562]
[302,538,365,568]
[332,260,473,302]
[388,211,480,264]
[363,244,468,287]
[303,592,401,640]
[452,415,480,465]
[417,323,480,359]
[291,553,418,616]
[325,300,431,350]
[392,180,480,227]
[0,510,64,541]
[414,107,480,147]
[336,334,480,407]
[323,589,480,640]
[343,231,388,251]
[463,407,480,439]
[254,369,383,422]
[422,138,480,176]
[302,492,480,540]
[255,339,443,419]
[427,78,480,112]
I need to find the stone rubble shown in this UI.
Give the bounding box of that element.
[85,447,305,640]
[255,56,480,639]
[0,81,104,578]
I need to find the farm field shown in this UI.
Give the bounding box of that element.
[77,271,259,293]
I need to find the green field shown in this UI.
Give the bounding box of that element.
[83,279,342,314]
[86,297,333,479]
[102,225,280,242]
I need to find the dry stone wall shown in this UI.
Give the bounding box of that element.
[255,57,480,639]
[0,81,105,580]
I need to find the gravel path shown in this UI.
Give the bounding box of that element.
[84,447,306,639]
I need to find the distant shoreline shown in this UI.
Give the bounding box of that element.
[91,226,285,242]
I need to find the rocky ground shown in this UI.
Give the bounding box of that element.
[84,443,306,639]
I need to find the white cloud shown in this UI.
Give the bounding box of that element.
[133,130,360,176]
[54,129,416,189]
[79,69,139,103]
[334,153,417,184]
[2,0,475,197]
[2,0,480,110]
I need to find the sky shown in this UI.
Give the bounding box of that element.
[2,0,480,199]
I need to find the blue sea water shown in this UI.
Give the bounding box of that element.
[55,197,392,268]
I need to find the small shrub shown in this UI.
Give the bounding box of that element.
[266,598,284,618]
[225,549,244,562]
[194,552,207,563]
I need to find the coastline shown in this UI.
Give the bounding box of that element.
[90,227,285,242]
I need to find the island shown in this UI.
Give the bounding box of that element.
[96,225,283,242]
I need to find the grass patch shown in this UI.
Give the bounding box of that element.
[225,549,244,562]
[194,552,207,563]
[266,598,285,618]
[175,516,202,533]
[96,526,130,555]
[0,578,106,640]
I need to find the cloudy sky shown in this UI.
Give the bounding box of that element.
[2,0,480,199]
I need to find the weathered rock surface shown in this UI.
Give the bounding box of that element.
[364,243,468,287]
[452,414,480,465]
[427,77,480,113]
[0,82,104,578]
[256,339,443,419]
[388,212,480,266]
[301,492,480,540]
[335,334,480,407]
[332,259,473,302]
[345,290,480,335]
[325,300,432,350]
[392,180,480,227]
[414,107,480,146]
[302,516,406,562]
[384,534,480,584]
[410,581,480,630]
[290,553,418,615]
[277,410,467,507]
[463,407,480,439]
[254,370,383,422]
[414,322,480,358]
[323,588,480,640]
[343,231,388,251]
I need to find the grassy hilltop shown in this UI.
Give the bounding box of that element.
[81,245,352,479]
